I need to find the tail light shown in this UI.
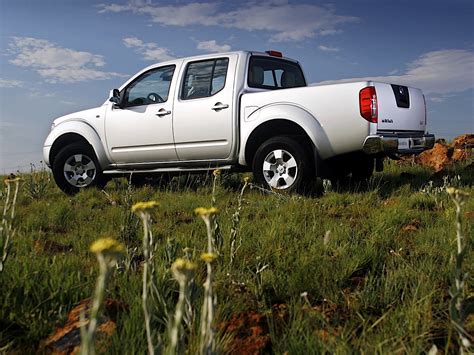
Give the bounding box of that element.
[266,50,283,57]
[359,86,377,123]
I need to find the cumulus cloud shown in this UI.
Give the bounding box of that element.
[7,37,125,83]
[318,45,340,52]
[0,79,23,88]
[316,49,474,95]
[197,40,231,53]
[98,1,358,42]
[123,36,174,61]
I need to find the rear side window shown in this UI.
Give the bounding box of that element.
[181,58,229,100]
[248,56,306,90]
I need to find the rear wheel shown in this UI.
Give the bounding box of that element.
[52,142,106,194]
[252,136,313,193]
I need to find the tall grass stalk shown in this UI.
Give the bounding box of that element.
[211,170,223,255]
[229,177,250,266]
[195,207,219,355]
[446,188,472,354]
[81,238,124,355]
[167,259,196,354]
[133,201,160,355]
[1,177,21,272]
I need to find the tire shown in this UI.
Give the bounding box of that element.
[252,136,314,193]
[52,142,106,195]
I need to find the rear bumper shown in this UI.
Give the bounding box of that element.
[362,133,435,155]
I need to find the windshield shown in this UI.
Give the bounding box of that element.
[248,56,306,90]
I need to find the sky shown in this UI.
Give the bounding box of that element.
[0,0,473,173]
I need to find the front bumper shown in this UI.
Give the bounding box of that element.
[362,133,435,155]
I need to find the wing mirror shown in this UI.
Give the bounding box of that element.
[109,89,122,107]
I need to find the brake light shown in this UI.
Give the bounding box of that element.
[359,86,377,123]
[266,50,283,57]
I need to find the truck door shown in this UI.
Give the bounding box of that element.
[105,64,179,164]
[172,54,237,161]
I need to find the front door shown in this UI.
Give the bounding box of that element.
[105,64,178,164]
[172,55,237,161]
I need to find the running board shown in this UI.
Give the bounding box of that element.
[103,165,233,175]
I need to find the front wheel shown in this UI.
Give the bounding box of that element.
[52,142,106,195]
[252,136,313,193]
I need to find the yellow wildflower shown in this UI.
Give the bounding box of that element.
[194,207,219,217]
[171,258,196,281]
[4,177,23,184]
[446,187,470,199]
[200,252,218,263]
[243,176,251,184]
[132,201,159,212]
[90,237,125,255]
[213,169,221,177]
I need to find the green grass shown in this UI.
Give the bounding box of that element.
[1,159,473,354]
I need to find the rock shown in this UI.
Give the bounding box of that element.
[41,299,127,354]
[220,311,271,355]
[452,134,474,149]
[415,143,453,172]
[452,148,471,162]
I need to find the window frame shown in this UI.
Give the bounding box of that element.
[180,57,229,101]
[247,56,307,90]
[121,64,176,108]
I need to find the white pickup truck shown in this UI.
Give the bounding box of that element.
[43,50,434,194]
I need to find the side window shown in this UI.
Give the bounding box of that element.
[182,58,229,100]
[248,56,306,90]
[123,65,175,107]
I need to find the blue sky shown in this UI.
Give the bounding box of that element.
[0,0,473,173]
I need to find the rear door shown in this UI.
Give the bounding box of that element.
[374,82,426,132]
[172,54,237,161]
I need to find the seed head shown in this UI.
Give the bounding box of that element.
[194,207,219,217]
[213,169,221,177]
[243,176,251,184]
[132,201,159,212]
[171,258,196,281]
[200,252,218,264]
[90,237,125,256]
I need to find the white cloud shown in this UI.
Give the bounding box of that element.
[197,40,231,53]
[7,37,125,83]
[318,45,339,52]
[123,36,174,61]
[98,1,358,42]
[316,49,474,95]
[0,79,23,88]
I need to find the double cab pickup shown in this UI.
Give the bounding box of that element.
[43,50,435,194]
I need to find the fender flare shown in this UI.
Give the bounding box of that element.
[239,103,334,166]
[45,120,111,169]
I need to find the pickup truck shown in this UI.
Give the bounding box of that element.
[43,50,435,194]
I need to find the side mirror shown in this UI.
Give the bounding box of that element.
[109,89,122,107]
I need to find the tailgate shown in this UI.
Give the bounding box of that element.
[373,82,426,132]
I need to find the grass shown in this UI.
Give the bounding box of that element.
[0,159,473,353]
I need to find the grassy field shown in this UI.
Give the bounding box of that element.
[0,159,473,354]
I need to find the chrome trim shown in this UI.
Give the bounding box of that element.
[363,134,435,155]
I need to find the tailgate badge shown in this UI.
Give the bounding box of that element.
[382,118,393,124]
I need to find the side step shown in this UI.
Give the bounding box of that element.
[103,165,233,175]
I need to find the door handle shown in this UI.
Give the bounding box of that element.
[211,102,229,111]
[156,108,171,117]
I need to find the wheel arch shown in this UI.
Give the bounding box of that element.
[240,104,333,170]
[46,121,110,169]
